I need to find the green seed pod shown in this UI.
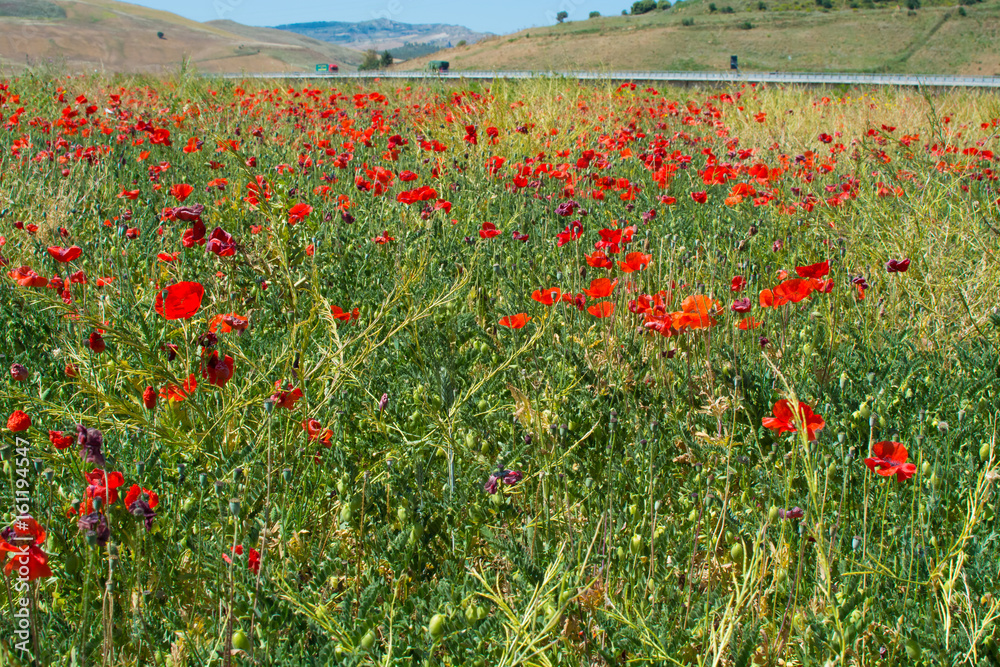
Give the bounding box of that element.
[428,613,446,639]
[858,402,871,419]
[730,542,744,563]
[232,629,251,652]
[980,443,991,462]
[768,506,780,522]
[630,533,644,555]
[904,638,921,660]
[360,630,376,651]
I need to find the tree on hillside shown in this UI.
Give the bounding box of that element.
[358,49,380,71]
[557,10,569,22]
[380,50,394,68]
[589,10,601,17]
[632,0,657,13]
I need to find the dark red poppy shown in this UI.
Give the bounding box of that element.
[87,332,106,354]
[206,227,236,257]
[203,352,234,388]
[762,399,825,441]
[142,387,156,409]
[691,191,708,204]
[124,484,159,510]
[731,276,746,292]
[886,258,910,273]
[864,441,916,481]
[47,246,82,263]
[208,313,249,334]
[155,282,205,320]
[9,363,27,381]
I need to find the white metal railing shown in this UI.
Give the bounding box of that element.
[206,70,1000,88]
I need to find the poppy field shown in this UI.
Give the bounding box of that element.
[1,74,1000,666]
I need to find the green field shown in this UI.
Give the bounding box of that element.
[0,75,999,665]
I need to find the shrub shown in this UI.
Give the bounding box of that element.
[709,2,717,11]
[681,16,695,24]
[958,5,967,14]
[589,10,602,17]
[721,5,736,12]
[758,1,767,9]
[631,0,658,13]
[358,49,380,71]
[556,10,569,21]
[738,19,754,28]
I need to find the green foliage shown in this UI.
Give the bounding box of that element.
[682,16,696,23]
[557,10,569,22]
[379,50,393,68]
[0,77,999,667]
[632,0,658,14]
[358,48,380,70]
[590,10,602,17]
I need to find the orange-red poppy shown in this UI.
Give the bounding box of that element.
[47,246,82,263]
[582,277,618,299]
[499,313,531,329]
[618,251,651,273]
[531,287,562,306]
[864,441,916,481]
[587,301,615,318]
[762,399,825,441]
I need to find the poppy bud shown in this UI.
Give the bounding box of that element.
[9,363,28,381]
[87,332,106,354]
[142,386,156,410]
[229,498,241,517]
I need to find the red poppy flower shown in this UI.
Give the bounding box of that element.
[499,313,531,329]
[82,468,125,511]
[7,410,30,432]
[270,381,303,410]
[7,266,47,287]
[155,282,205,320]
[587,301,615,318]
[396,185,438,204]
[737,316,762,330]
[531,287,562,306]
[479,222,501,239]
[331,305,360,322]
[157,252,180,263]
[65,363,78,377]
[9,363,28,381]
[0,516,52,581]
[585,251,613,269]
[124,484,160,510]
[691,191,708,204]
[160,374,198,402]
[142,387,156,409]
[618,252,651,273]
[795,260,829,279]
[169,183,194,202]
[287,203,313,225]
[762,399,825,441]
[582,278,618,299]
[303,419,334,445]
[208,313,250,334]
[47,246,82,263]
[206,227,236,257]
[731,275,746,292]
[49,430,74,449]
[374,230,395,244]
[203,352,234,388]
[864,441,916,481]
[87,332,106,354]
[886,258,910,273]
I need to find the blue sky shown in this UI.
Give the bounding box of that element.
[124,0,637,33]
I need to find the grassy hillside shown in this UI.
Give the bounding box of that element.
[400,0,1000,75]
[0,0,364,74]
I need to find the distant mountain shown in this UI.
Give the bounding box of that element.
[273,18,491,53]
[0,0,365,73]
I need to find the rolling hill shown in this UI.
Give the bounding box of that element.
[399,0,1000,75]
[273,18,490,53]
[0,0,364,74]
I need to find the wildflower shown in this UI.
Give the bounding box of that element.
[6,410,30,432]
[203,352,235,388]
[778,507,804,519]
[762,399,825,442]
[223,544,261,574]
[479,222,501,239]
[155,282,205,320]
[9,363,27,381]
[0,516,53,580]
[731,298,752,314]
[795,260,829,279]
[484,469,523,494]
[77,425,105,465]
[270,381,303,410]
[587,301,614,318]
[378,393,389,412]
[886,258,910,273]
[87,331,106,354]
[142,387,156,410]
[331,305,360,322]
[582,278,618,299]
[77,511,110,547]
[287,203,313,225]
[499,313,531,329]
[864,441,916,481]
[531,287,562,306]
[731,276,746,292]
[46,246,82,263]
[124,485,159,530]
[206,227,236,257]
[48,430,74,449]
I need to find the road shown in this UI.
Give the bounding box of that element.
[210,70,1000,88]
